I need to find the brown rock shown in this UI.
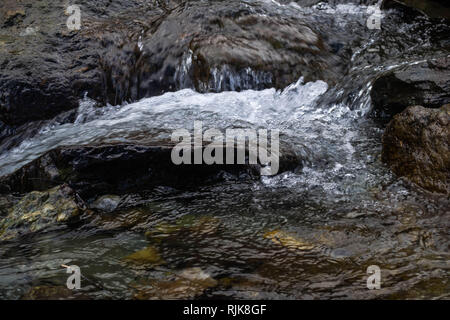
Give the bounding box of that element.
[382,104,450,193]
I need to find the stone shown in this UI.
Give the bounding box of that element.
[381,0,450,20]
[90,195,122,212]
[0,143,301,199]
[371,56,450,119]
[132,267,217,300]
[0,0,344,130]
[382,104,450,194]
[0,184,85,241]
[263,230,315,251]
[124,246,165,266]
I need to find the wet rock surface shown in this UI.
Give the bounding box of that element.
[0,0,168,127]
[371,56,450,118]
[382,104,450,194]
[0,184,85,241]
[0,143,301,198]
[0,0,344,130]
[381,0,450,20]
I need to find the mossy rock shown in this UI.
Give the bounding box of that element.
[0,184,85,241]
[124,246,165,266]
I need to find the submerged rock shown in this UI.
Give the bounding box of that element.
[264,230,315,251]
[146,215,221,242]
[371,57,450,118]
[124,246,165,267]
[0,184,85,241]
[382,104,450,194]
[90,195,122,212]
[21,285,78,300]
[132,267,217,300]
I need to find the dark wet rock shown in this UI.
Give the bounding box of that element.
[0,0,345,128]
[0,194,16,217]
[382,104,450,194]
[90,0,344,101]
[371,57,450,118]
[381,0,450,20]
[0,184,85,241]
[0,0,165,126]
[0,143,301,199]
[0,108,77,150]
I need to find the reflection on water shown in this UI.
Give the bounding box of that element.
[0,175,448,299]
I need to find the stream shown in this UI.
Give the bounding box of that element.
[0,1,448,299]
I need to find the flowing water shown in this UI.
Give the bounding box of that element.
[0,2,449,299]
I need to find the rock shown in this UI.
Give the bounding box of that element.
[0,194,16,216]
[132,267,217,300]
[0,0,161,127]
[124,246,165,266]
[381,0,450,20]
[382,104,450,194]
[264,230,315,251]
[0,143,301,199]
[371,57,450,118]
[178,267,218,286]
[0,0,344,129]
[145,215,221,242]
[90,195,122,212]
[179,2,341,92]
[0,184,85,241]
[21,285,77,300]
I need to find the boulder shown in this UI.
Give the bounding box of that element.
[0,0,167,126]
[371,57,450,118]
[381,0,450,20]
[0,0,343,129]
[0,184,85,241]
[382,104,450,194]
[90,194,122,212]
[0,143,301,199]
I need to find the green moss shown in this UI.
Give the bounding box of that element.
[124,246,165,266]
